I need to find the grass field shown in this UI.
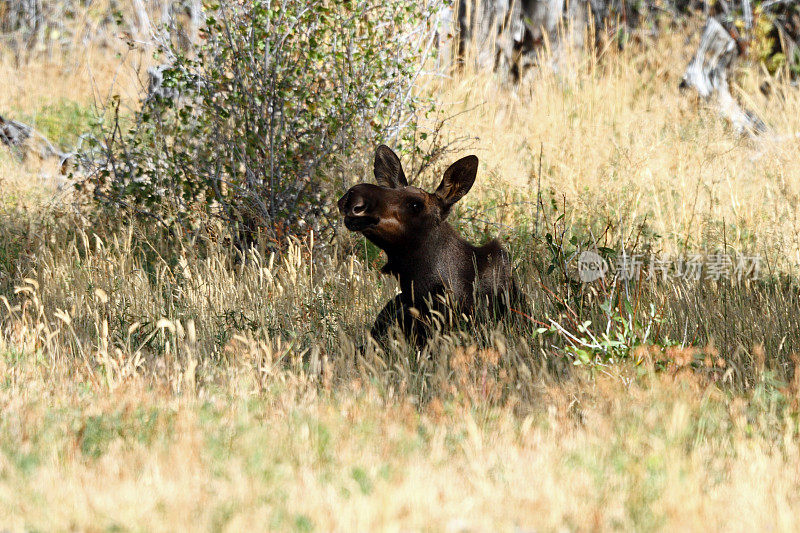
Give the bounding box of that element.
[2,16,800,532]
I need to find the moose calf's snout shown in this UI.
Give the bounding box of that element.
[338,188,371,217]
[336,190,351,215]
[350,197,367,215]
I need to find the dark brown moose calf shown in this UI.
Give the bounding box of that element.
[338,145,522,344]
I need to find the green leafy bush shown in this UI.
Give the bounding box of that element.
[80,0,438,243]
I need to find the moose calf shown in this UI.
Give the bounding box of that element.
[338,145,522,344]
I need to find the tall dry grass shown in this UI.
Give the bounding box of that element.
[427,24,800,268]
[1,347,799,530]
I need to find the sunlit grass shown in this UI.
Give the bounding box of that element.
[0,347,798,531]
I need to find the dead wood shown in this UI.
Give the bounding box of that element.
[681,17,767,137]
[0,113,72,171]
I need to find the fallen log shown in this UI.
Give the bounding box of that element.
[0,114,31,148]
[680,17,767,136]
[0,113,72,171]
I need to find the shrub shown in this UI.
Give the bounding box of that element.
[79,0,439,244]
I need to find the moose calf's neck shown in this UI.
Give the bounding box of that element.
[381,221,476,307]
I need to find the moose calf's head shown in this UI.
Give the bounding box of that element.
[337,145,477,251]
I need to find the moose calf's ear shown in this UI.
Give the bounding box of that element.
[374,145,408,188]
[435,155,478,211]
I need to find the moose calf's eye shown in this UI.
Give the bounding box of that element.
[407,199,423,213]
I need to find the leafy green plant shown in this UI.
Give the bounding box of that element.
[80,0,439,244]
